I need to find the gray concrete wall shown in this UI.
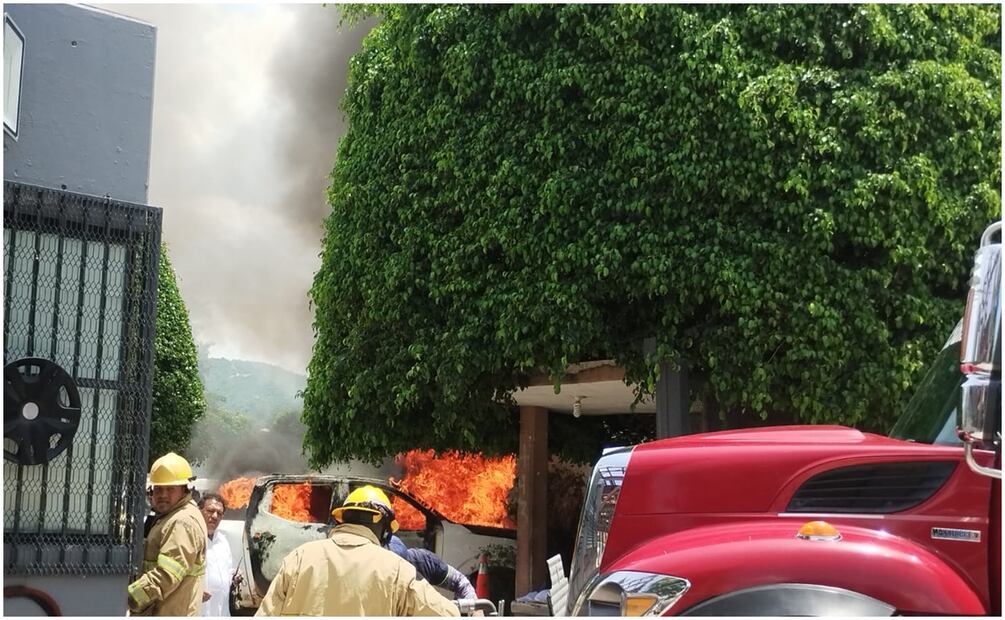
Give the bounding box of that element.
[2,4,155,204]
[2,5,156,615]
[3,575,129,616]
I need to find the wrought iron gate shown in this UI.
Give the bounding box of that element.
[3,181,162,575]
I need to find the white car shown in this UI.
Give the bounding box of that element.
[226,475,515,614]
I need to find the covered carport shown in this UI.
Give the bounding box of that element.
[509,359,689,597]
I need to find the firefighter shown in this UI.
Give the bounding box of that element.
[256,485,459,617]
[128,452,208,616]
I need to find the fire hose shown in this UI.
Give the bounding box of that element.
[455,598,503,616]
[4,585,62,616]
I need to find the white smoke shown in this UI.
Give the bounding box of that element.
[101,4,374,374]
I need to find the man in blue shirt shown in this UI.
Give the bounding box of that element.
[387,535,477,600]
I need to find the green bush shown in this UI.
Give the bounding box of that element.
[149,245,206,463]
[305,4,1000,466]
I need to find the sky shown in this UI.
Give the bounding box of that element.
[101,4,373,374]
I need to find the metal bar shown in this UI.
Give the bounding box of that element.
[36,463,50,562]
[72,377,136,390]
[58,441,76,566]
[68,195,91,550]
[131,215,161,573]
[28,199,47,566]
[35,192,70,561]
[10,190,44,568]
[3,182,156,238]
[108,206,136,549]
[2,188,21,570]
[57,193,76,563]
[84,200,113,561]
[26,193,43,356]
[5,532,119,545]
[10,459,26,568]
[117,219,144,550]
[2,187,18,358]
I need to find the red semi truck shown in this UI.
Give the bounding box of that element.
[567,222,1001,616]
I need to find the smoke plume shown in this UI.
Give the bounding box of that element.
[104,4,374,374]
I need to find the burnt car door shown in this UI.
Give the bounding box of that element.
[233,475,444,612]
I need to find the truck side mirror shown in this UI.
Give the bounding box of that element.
[958,222,1001,479]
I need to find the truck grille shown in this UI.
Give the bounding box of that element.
[786,461,956,513]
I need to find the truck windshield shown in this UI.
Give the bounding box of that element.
[889,322,963,446]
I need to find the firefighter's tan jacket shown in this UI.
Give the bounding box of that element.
[128,493,208,616]
[256,523,460,617]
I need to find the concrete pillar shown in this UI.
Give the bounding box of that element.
[515,405,548,597]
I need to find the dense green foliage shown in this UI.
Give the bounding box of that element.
[306,4,1001,466]
[149,245,206,464]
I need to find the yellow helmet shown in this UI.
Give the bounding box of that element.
[149,452,194,487]
[332,485,399,533]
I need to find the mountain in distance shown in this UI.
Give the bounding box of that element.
[198,355,306,427]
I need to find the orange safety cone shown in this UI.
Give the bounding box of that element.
[475,553,491,599]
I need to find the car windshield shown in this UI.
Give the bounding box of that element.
[889,322,964,445]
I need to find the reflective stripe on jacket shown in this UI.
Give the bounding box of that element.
[128,494,208,616]
[255,523,460,617]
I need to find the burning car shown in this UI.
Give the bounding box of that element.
[218,474,516,614]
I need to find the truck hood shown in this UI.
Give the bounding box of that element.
[618,425,963,515]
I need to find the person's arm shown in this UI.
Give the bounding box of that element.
[127,518,205,613]
[405,548,448,584]
[441,565,477,600]
[405,548,476,600]
[401,569,462,617]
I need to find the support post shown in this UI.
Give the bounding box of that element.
[516,405,548,598]
[655,362,689,439]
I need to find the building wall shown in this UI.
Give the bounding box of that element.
[3,575,133,616]
[3,4,157,615]
[2,4,155,204]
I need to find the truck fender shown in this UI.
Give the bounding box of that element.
[605,521,986,615]
[681,583,894,616]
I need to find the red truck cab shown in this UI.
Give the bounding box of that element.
[567,222,1001,616]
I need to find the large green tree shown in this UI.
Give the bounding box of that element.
[305,4,1001,467]
[149,245,206,463]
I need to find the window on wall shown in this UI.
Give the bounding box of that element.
[4,14,25,138]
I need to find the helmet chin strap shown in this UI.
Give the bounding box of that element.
[378,521,393,546]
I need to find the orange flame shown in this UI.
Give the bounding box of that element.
[392,450,516,529]
[391,495,427,531]
[219,476,255,510]
[272,481,318,522]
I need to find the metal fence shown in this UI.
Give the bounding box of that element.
[3,181,162,575]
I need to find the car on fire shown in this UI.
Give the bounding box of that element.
[220,475,515,614]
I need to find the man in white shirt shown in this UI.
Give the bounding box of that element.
[199,493,235,616]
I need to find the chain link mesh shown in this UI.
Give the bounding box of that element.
[4,181,162,576]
